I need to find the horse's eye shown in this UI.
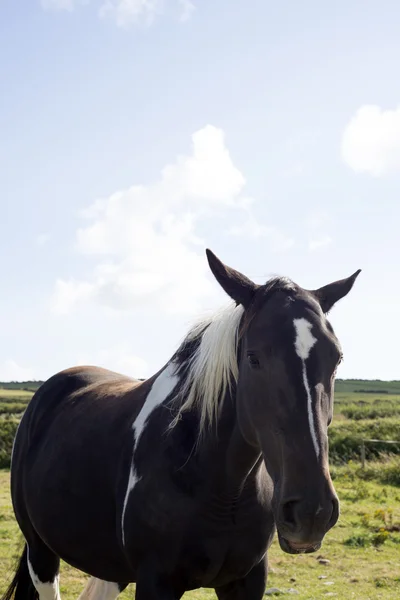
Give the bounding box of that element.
[336,354,343,369]
[247,352,260,368]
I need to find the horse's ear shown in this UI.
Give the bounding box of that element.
[311,269,362,313]
[206,249,258,308]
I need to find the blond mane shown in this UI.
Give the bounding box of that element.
[170,301,244,434]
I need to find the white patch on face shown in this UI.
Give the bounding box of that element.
[28,556,60,600]
[121,361,179,545]
[77,577,120,600]
[293,317,317,359]
[293,318,320,459]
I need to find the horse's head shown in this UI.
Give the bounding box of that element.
[206,249,361,555]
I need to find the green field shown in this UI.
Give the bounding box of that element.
[1,379,400,599]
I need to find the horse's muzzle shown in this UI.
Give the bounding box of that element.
[278,532,322,554]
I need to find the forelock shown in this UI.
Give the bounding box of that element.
[240,276,298,334]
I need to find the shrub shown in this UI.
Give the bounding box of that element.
[0,403,28,415]
[328,418,400,464]
[341,405,399,420]
[0,417,20,468]
[330,456,400,487]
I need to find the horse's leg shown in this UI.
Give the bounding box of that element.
[77,578,128,600]
[214,558,268,600]
[26,538,61,600]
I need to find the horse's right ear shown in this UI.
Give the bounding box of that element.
[206,249,258,308]
[311,269,362,314]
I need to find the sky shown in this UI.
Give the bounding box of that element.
[1,0,400,382]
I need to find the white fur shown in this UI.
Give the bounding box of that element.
[293,318,320,458]
[121,361,179,545]
[293,317,317,360]
[27,557,60,600]
[77,578,120,600]
[300,362,320,458]
[171,301,244,432]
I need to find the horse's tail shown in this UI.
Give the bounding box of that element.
[1,544,38,600]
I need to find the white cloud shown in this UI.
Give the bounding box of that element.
[51,124,290,316]
[342,104,400,176]
[280,130,319,178]
[228,212,294,252]
[75,344,149,378]
[0,360,35,382]
[305,210,330,230]
[40,0,81,10]
[98,0,163,27]
[304,211,332,252]
[178,0,195,22]
[51,279,94,315]
[283,163,305,177]
[40,0,196,26]
[308,235,332,252]
[36,233,51,246]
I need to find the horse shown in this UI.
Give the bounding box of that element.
[2,249,361,600]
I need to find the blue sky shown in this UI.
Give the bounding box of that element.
[1,0,399,382]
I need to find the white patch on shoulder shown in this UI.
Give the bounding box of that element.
[121,361,179,545]
[28,556,60,600]
[293,318,320,458]
[77,578,120,600]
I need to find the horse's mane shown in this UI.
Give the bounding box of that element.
[169,276,296,434]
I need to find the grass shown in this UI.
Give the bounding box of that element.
[0,389,33,400]
[1,379,400,597]
[1,469,400,599]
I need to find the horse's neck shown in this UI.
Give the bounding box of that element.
[185,388,262,495]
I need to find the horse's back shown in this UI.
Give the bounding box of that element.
[12,364,147,476]
[28,364,141,413]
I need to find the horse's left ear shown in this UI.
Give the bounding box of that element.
[311,269,362,313]
[206,248,258,308]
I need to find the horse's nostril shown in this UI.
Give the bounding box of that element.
[281,500,300,531]
[280,495,339,537]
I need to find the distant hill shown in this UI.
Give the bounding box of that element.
[0,381,44,392]
[335,379,400,395]
[1,379,400,394]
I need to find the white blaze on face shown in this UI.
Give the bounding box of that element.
[294,318,317,360]
[121,361,179,545]
[293,318,320,458]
